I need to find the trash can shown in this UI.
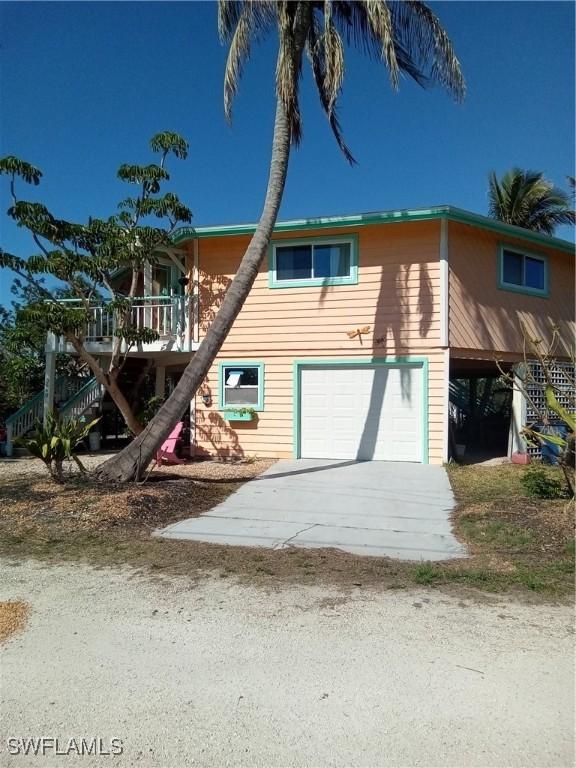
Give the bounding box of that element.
[88,431,101,452]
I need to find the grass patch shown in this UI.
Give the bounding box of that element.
[412,563,442,585]
[459,517,535,550]
[446,463,574,600]
[447,462,571,503]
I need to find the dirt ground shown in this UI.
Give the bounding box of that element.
[0,456,573,601]
[0,559,573,768]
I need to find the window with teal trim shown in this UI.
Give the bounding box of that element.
[500,247,548,296]
[220,363,264,410]
[270,236,357,288]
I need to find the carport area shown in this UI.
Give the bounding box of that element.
[157,460,467,561]
[449,357,513,463]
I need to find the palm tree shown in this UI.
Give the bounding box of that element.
[97,0,465,482]
[488,168,575,235]
[568,175,576,213]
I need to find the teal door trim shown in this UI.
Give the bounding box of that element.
[292,356,429,464]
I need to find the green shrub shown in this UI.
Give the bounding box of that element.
[17,411,99,483]
[521,466,566,499]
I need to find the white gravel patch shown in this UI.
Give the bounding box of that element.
[0,559,573,767]
[0,455,273,481]
[0,454,112,478]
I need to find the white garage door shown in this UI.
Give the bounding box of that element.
[300,365,423,462]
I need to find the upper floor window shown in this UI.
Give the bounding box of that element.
[499,246,548,297]
[269,235,358,288]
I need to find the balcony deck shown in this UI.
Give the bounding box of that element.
[55,296,198,356]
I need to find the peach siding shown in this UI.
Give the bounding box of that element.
[191,221,447,464]
[449,221,575,358]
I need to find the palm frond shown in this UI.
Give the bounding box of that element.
[322,2,346,112]
[363,0,399,88]
[275,1,305,145]
[392,1,465,101]
[222,1,275,122]
[218,1,243,42]
[307,13,356,164]
[331,0,463,99]
[487,170,506,221]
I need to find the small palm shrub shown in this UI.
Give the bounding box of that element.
[17,411,99,483]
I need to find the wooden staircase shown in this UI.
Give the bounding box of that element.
[4,376,102,457]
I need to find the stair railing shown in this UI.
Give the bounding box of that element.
[59,378,103,420]
[4,375,97,457]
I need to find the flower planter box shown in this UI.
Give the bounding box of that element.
[223,411,254,422]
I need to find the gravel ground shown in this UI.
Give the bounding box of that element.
[0,454,117,478]
[0,454,274,481]
[0,559,573,768]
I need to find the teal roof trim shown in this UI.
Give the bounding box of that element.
[172,205,575,255]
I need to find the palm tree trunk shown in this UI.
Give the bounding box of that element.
[96,98,292,482]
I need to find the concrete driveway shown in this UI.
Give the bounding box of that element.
[158,460,466,561]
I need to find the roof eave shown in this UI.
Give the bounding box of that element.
[172,205,575,255]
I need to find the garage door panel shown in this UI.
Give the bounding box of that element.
[300,365,423,462]
[333,394,352,408]
[305,395,327,410]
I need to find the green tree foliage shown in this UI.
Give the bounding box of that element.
[0,306,45,420]
[0,295,86,422]
[0,133,192,434]
[488,168,575,235]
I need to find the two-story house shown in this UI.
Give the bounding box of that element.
[173,205,574,465]
[5,205,574,463]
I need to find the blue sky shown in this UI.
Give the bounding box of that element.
[1,1,574,307]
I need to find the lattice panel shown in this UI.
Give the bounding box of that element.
[525,360,575,457]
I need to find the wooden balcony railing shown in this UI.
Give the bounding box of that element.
[57,295,193,348]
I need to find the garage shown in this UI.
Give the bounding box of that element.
[297,362,426,462]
